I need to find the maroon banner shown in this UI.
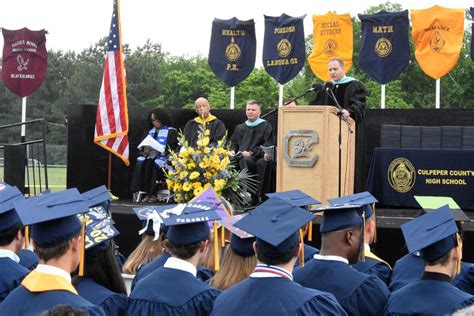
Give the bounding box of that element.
[2,28,47,97]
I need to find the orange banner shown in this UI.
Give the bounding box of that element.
[411,5,464,79]
[308,12,353,81]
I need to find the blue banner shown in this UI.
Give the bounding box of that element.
[208,18,256,87]
[262,14,306,84]
[471,8,474,61]
[358,10,410,84]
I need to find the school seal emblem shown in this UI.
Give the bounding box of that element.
[387,157,416,193]
[375,38,392,57]
[277,39,292,58]
[225,37,241,62]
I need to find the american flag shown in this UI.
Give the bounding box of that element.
[94,0,129,166]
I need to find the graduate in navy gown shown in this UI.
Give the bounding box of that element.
[0,189,105,316]
[73,192,128,316]
[18,248,39,270]
[266,190,321,267]
[128,202,222,315]
[385,205,474,315]
[0,186,29,302]
[294,203,390,316]
[329,192,392,285]
[212,197,347,315]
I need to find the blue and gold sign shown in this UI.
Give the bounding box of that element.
[263,14,306,84]
[208,17,256,87]
[358,10,410,84]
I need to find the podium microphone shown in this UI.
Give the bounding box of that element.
[283,83,323,106]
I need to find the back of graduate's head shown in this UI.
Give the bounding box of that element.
[41,304,87,316]
[0,185,25,253]
[255,233,301,266]
[0,222,24,250]
[163,221,210,261]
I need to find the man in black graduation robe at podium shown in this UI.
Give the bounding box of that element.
[310,57,367,192]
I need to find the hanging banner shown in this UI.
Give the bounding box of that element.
[262,14,306,85]
[308,12,353,82]
[471,8,474,61]
[208,18,256,87]
[411,5,464,79]
[358,10,410,84]
[2,28,47,97]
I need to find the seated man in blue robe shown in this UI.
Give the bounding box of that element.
[0,189,105,316]
[128,202,222,315]
[385,205,474,315]
[0,186,29,302]
[294,203,390,315]
[329,192,392,285]
[211,197,346,316]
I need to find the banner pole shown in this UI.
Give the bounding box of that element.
[278,84,284,106]
[381,84,386,109]
[230,86,235,109]
[21,97,27,141]
[435,79,440,109]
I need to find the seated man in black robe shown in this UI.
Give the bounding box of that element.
[183,97,226,148]
[230,100,274,205]
[310,57,367,192]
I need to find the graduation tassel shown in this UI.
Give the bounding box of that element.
[456,232,462,275]
[79,220,86,276]
[299,228,305,267]
[373,203,377,243]
[213,221,220,271]
[359,211,366,263]
[308,221,313,241]
[221,224,225,248]
[24,226,29,249]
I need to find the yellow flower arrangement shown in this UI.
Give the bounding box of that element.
[165,122,258,205]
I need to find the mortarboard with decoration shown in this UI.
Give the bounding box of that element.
[83,213,119,253]
[234,197,314,258]
[158,202,221,246]
[220,214,255,257]
[132,205,175,240]
[401,205,459,262]
[0,186,25,231]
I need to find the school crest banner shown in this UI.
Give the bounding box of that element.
[208,18,256,87]
[358,10,410,84]
[2,28,47,97]
[411,5,464,79]
[308,12,353,82]
[262,14,306,85]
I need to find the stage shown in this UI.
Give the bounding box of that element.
[110,200,474,266]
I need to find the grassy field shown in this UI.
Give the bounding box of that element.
[0,166,67,192]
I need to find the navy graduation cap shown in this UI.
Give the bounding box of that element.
[230,233,256,257]
[0,186,24,231]
[313,204,364,234]
[13,188,89,248]
[234,197,314,256]
[401,205,459,262]
[266,189,320,207]
[159,202,221,246]
[328,191,377,219]
[81,185,111,210]
[84,216,119,253]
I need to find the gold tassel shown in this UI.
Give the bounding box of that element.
[24,226,29,249]
[221,225,225,248]
[373,203,377,243]
[308,221,313,241]
[360,211,366,262]
[299,229,305,267]
[214,221,220,271]
[79,220,86,276]
[456,233,462,275]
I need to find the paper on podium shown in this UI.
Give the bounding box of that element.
[137,135,165,153]
[261,145,275,161]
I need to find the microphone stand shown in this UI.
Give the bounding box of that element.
[324,86,353,197]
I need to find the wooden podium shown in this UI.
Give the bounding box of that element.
[276,106,355,204]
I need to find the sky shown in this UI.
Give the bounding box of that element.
[0,0,471,63]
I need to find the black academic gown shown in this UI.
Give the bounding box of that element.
[183,116,226,148]
[310,80,367,192]
[131,127,178,195]
[0,257,29,302]
[385,272,474,315]
[294,258,390,315]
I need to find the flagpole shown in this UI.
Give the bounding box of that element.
[380,84,386,109]
[21,97,27,141]
[278,84,284,106]
[230,86,235,109]
[435,79,440,109]
[107,153,112,190]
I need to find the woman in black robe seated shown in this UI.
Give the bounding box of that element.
[131,108,178,203]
